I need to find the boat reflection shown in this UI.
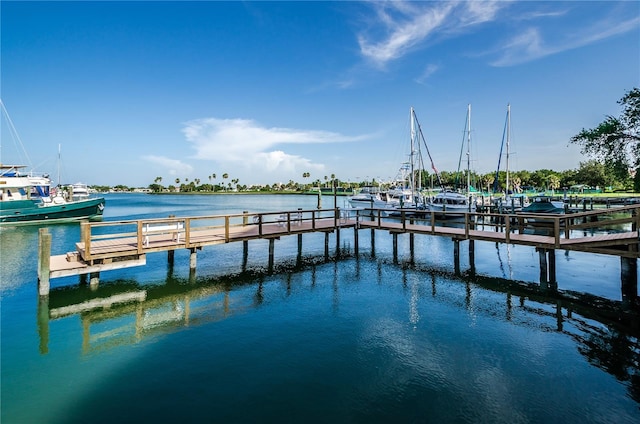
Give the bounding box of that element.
[37,261,639,404]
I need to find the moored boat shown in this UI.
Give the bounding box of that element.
[427,104,477,217]
[520,196,565,214]
[0,165,105,225]
[428,190,476,216]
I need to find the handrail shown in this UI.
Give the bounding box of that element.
[80,208,344,258]
[77,205,640,260]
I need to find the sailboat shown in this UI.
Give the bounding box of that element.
[348,107,426,213]
[427,104,477,216]
[493,104,529,212]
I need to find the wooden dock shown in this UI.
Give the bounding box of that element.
[37,205,640,297]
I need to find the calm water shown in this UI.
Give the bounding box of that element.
[1,193,638,423]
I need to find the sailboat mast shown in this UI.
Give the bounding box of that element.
[57,144,61,187]
[466,104,471,193]
[506,104,511,194]
[410,107,416,195]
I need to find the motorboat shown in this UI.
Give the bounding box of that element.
[0,165,105,225]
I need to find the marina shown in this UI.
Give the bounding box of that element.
[3,193,639,423]
[38,202,640,303]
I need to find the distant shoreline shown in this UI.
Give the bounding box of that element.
[147,191,305,195]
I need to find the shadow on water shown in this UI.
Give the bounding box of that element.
[39,252,640,410]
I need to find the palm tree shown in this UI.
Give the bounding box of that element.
[222,173,229,191]
[302,172,310,190]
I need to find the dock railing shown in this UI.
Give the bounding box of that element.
[78,208,344,262]
[354,204,640,250]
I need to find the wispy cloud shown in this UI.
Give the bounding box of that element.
[356,1,640,69]
[415,63,440,85]
[357,1,504,67]
[142,155,193,176]
[490,14,640,66]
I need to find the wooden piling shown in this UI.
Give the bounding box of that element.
[453,239,460,276]
[409,233,414,264]
[242,240,249,271]
[370,228,376,257]
[469,239,476,276]
[548,249,557,285]
[354,227,359,255]
[268,238,275,271]
[167,214,177,265]
[620,257,638,309]
[538,248,548,287]
[89,272,100,289]
[392,233,398,263]
[189,248,197,269]
[37,295,49,354]
[297,234,303,265]
[38,228,51,296]
[324,232,330,259]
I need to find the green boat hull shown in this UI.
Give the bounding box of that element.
[0,197,106,225]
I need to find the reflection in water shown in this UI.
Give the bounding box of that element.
[37,258,640,406]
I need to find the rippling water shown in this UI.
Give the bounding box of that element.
[1,193,638,423]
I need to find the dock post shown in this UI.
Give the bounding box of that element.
[268,238,275,272]
[620,257,638,309]
[370,228,376,257]
[409,233,415,264]
[324,232,330,260]
[453,239,460,276]
[392,233,398,264]
[37,295,49,354]
[38,228,51,296]
[469,240,476,276]
[243,211,248,226]
[538,248,548,288]
[335,227,341,259]
[167,214,176,266]
[548,249,557,288]
[89,272,100,289]
[242,240,249,271]
[189,248,197,270]
[297,234,303,266]
[354,227,359,255]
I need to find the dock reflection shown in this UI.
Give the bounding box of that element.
[37,260,639,404]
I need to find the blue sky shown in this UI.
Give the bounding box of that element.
[2,1,639,188]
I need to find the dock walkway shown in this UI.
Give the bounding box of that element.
[37,205,640,296]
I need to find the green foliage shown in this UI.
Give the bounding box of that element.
[571,87,640,174]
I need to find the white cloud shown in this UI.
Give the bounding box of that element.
[358,2,454,67]
[357,1,504,67]
[253,151,325,174]
[357,1,639,69]
[142,155,193,176]
[183,117,366,162]
[490,14,640,66]
[415,63,440,85]
[180,117,366,183]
